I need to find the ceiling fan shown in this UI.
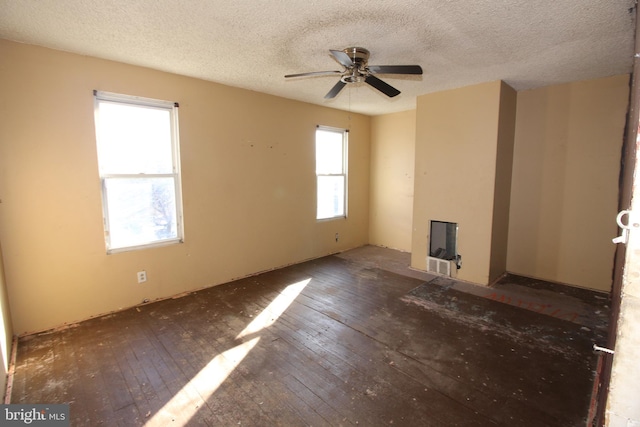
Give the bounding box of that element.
[285,47,423,99]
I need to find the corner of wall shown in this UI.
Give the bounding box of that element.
[488,82,517,283]
[0,240,14,399]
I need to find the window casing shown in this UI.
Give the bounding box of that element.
[316,126,348,220]
[94,91,184,253]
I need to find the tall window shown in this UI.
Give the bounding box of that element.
[316,126,348,220]
[94,91,184,253]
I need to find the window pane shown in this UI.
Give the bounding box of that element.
[317,175,345,219]
[96,101,173,174]
[316,129,344,174]
[104,177,177,249]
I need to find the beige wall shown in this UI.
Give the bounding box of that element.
[411,81,514,285]
[0,38,630,336]
[507,75,629,291]
[369,110,416,252]
[0,39,370,335]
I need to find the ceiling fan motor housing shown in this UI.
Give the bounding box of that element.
[341,47,370,83]
[343,47,370,65]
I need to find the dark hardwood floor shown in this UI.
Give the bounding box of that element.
[9,246,608,426]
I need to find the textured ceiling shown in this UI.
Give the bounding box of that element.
[0,0,635,116]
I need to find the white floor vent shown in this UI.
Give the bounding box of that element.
[427,256,452,276]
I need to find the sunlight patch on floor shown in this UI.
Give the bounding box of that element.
[146,278,311,426]
[236,278,311,340]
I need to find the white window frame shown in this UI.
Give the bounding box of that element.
[94,90,184,253]
[315,125,348,220]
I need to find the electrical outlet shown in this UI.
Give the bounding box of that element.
[137,271,147,283]
[335,232,339,242]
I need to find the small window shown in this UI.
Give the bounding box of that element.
[94,91,184,253]
[316,126,348,220]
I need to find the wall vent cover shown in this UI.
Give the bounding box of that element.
[427,256,451,276]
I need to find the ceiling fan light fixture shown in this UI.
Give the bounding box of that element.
[341,70,366,84]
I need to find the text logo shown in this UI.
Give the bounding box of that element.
[1,404,69,426]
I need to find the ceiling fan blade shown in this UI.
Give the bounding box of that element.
[325,80,347,99]
[330,50,354,68]
[285,70,342,78]
[368,65,423,75]
[365,75,401,97]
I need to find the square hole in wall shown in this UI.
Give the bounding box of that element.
[429,220,458,261]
